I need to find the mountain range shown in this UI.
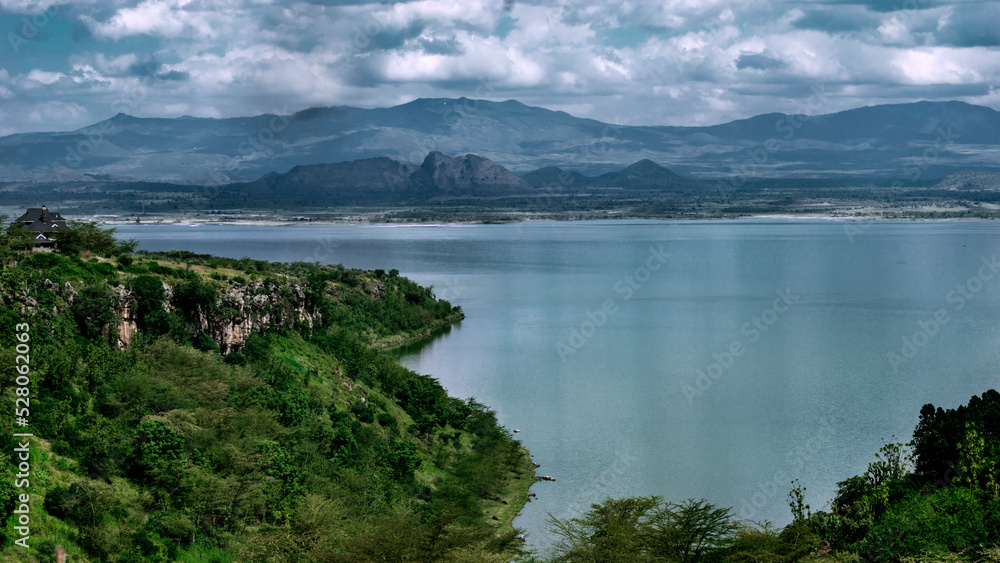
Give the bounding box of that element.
[1,99,999,183]
[521,159,703,191]
[240,151,537,203]
[230,150,719,204]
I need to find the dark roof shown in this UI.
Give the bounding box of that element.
[14,207,68,235]
[22,221,68,233]
[32,233,56,245]
[15,207,65,224]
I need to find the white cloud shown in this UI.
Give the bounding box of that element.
[379,0,501,32]
[0,0,59,12]
[18,69,66,88]
[892,47,989,84]
[1,0,999,134]
[26,101,89,125]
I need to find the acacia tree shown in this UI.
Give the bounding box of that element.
[52,221,138,256]
[647,499,739,561]
[547,496,739,563]
[0,219,33,255]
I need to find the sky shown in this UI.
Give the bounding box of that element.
[1,0,999,135]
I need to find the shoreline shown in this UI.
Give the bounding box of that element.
[376,311,536,535]
[373,312,465,351]
[99,213,1000,228]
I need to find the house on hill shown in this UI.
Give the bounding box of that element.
[14,206,70,249]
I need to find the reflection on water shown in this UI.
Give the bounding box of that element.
[389,324,454,361]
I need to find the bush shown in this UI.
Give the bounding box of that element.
[862,487,990,561]
[130,275,166,332]
[350,400,376,424]
[386,440,421,481]
[73,285,116,339]
[172,278,217,321]
[132,419,186,479]
[54,221,128,256]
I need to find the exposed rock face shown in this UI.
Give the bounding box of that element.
[110,279,320,354]
[108,283,138,348]
[409,151,535,197]
[3,278,78,316]
[240,151,534,203]
[367,279,386,299]
[208,280,318,355]
[0,267,333,356]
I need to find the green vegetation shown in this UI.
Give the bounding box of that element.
[542,391,1000,562]
[0,220,531,562]
[3,217,999,562]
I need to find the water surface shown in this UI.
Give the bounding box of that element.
[117,219,1000,553]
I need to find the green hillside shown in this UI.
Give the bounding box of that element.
[4,219,999,563]
[0,221,534,562]
[541,391,1000,563]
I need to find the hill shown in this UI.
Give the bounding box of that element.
[235,151,535,204]
[0,223,534,562]
[410,151,535,198]
[520,160,705,191]
[933,171,1000,191]
[518,166,593,191]
[243,156,419,202]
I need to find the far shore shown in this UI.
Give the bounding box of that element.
[95,212,1000,227]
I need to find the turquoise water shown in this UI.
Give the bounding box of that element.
[117,219,1000,554]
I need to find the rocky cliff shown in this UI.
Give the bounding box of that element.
[237,150,535,203]
[116,278,321,354]
[1,252,461,361]
[8,276,321,355]
[409,151,535,197]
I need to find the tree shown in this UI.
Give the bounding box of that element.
[0,220,33,254]
[129,275,170,335]
[548,496,742,563]
[172,277,217,321]
[912,390,1000,486]
[646,499,739,562]
[52,221,126,256]
[132,419,186,479]
[72,285,117,340]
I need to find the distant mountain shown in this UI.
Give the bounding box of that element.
[410,151,534,197]
[245,156,417,200]
[237,151,535,203]
[35,167,95,183]
[933,171,1000,191]
[592,159,702,190]
[519,166,593,190]
[2,99,999,182]
[520,160,705,190]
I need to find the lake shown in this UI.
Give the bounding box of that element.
[116,219,1000,553]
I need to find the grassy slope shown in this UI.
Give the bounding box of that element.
[272,333,536,531]
[0,249,534,561]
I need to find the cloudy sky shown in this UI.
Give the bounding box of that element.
[1,0,999,135]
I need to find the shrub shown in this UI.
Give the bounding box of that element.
[132,419,186,478]
[73,285,116,339]
[862,487,990,561]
